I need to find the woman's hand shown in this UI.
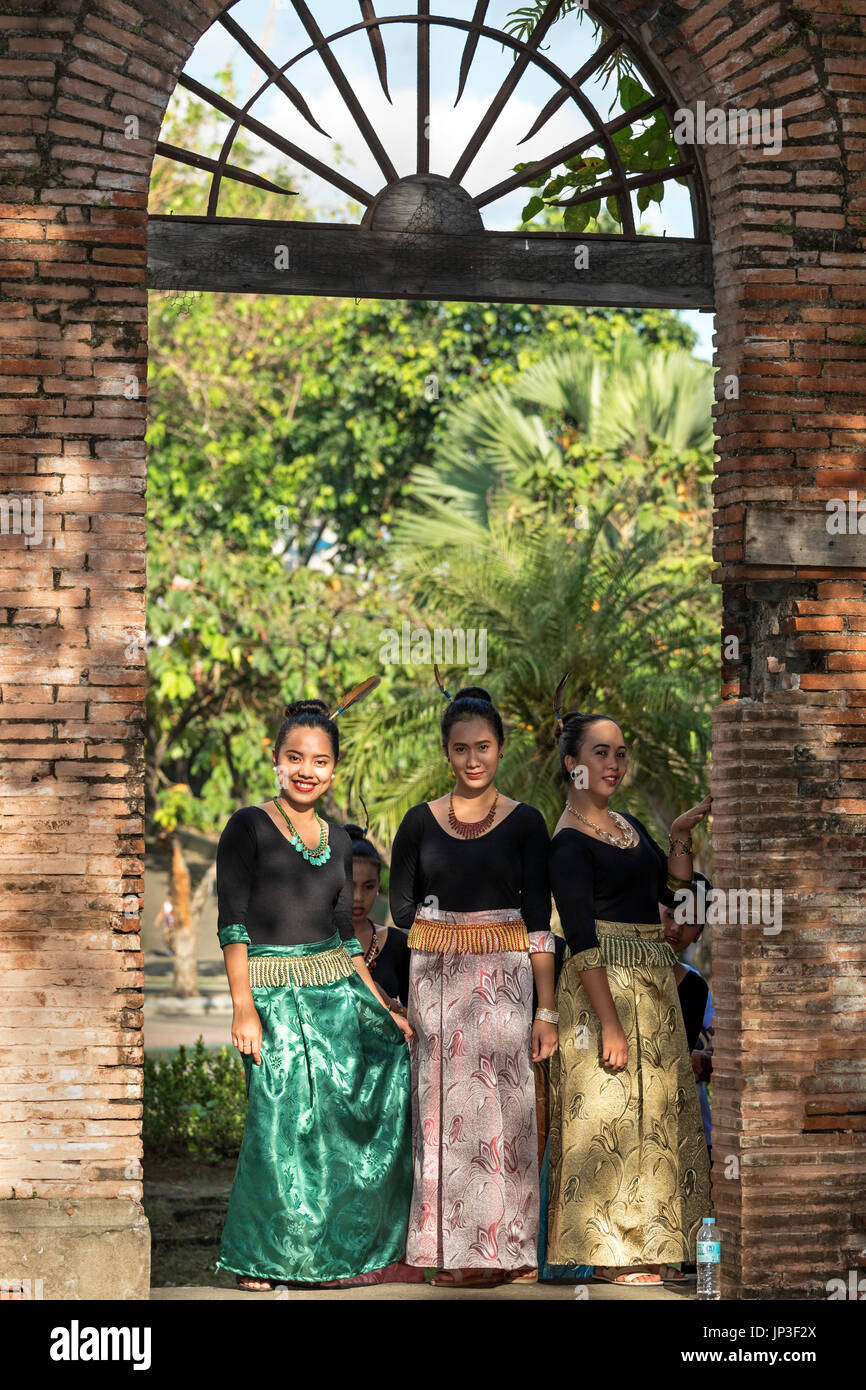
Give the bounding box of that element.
[531,1018,558,1062]
[600,1021,628,1072]
[232,1003,263,1065]
[671,794,713,838]
[390,1009,414,1042]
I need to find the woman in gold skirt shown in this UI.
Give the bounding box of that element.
[547,701,712,1287]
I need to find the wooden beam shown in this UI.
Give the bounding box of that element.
[744,509,866,568]
[147,217,714,310]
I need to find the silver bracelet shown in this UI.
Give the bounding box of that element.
[535,1008,559,1025]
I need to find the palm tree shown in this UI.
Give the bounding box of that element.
[342,336,716,854]
[396,338,715,543]
[342,507,714,846]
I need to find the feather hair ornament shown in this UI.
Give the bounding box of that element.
[433,663,452,702]
[553,670,571,728]
[329,675,381,720]
[359,792,371,836]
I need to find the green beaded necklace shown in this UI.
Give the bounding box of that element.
[271,796,331,867]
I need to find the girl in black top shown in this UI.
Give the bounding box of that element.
[345,822,410,1015]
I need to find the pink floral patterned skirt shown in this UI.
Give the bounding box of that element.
[405,919,554,1271]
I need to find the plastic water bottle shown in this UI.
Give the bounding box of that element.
[696,1216,721,1299]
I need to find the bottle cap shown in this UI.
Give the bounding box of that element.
[702,1216,715,1224]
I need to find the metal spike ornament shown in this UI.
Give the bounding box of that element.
[329,675,381,719]
[553,669,571,728]
[434,663,452,701]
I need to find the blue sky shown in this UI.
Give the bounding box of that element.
[172,0,714,358]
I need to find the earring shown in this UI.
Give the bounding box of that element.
[570,767,581,784]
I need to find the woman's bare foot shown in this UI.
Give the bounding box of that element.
[504,1267,538,1284]
[236,1274,273,1291]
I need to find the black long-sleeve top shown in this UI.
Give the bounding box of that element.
[677,967,710,1053]
[549,812,676,956]
[216,805,356,947]
[368,926,411,1003]
[389,801,551,932]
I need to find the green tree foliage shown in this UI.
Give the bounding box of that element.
[147,292,697,573]
[506,4,688,232]
[339,339,717,845]
[342,512,714,845]
[144,1040,246,1162]
[396,336,716,600]
[146,67,710,847]
[148,69,697,575]
[145,533,388,829]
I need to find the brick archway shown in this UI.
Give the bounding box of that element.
[1,1,863,1300]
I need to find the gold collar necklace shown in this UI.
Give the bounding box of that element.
[565,803,637,849]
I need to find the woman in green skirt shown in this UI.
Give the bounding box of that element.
[214,689,413,1290]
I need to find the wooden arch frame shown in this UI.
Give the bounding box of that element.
[148,0,714,310]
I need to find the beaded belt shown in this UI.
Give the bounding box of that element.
[407,906,530,954]
[568,919,678,971]
[248,944,355,988]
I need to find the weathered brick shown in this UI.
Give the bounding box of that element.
[0,0,864,1307]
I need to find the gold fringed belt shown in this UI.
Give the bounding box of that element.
[408,907,530,954]
[590,919,678,970]
[248,945,355,988]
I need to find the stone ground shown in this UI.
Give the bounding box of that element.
[143,888,700,1305]
[152,1281,688,1300]
[144,1159,691,1302]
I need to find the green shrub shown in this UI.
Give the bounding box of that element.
[144,1038,247,1163]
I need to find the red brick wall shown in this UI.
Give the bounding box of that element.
[634,0,866,1297]
[0,0,863,1296]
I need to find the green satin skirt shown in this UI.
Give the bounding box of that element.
[216,934,413,1284]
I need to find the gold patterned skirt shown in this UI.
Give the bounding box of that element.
[547,920,711,1268]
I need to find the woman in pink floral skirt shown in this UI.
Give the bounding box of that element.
[389,685,557,1288]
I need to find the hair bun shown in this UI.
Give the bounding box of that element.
[454,685,492,705]
[559,709,584,731]
[283,698,330,719]
[343,822,366,841]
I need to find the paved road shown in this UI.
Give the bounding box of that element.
[144,1014,232,1050]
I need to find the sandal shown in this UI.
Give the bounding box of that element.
[659,1264,694,1283]
[592,1265,662,1286]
